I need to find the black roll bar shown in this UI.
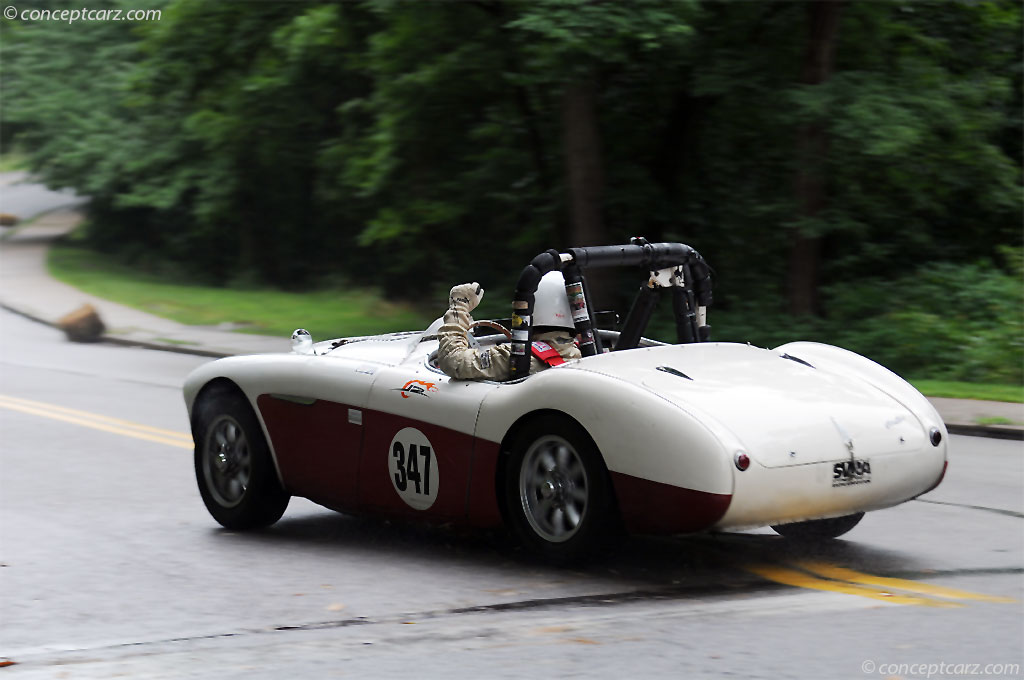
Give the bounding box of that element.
[509,239,713,379]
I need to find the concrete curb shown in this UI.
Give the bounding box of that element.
[0,298,231,359]
[0,202,89,243]
[99,335,231,359]
[945,424,1024,441]
[0,210,288,358]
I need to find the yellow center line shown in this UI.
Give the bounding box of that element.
[745,564,962,607]
[0,393,192,441]
[0,394,193,450]
[797,562,1015,604]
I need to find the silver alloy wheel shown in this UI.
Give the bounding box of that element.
[518,435,589,543]
[203,415,252,508]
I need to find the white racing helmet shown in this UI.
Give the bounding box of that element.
[534,271,575,331]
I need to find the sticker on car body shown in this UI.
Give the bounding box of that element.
[394,380,438,399]
[389,427,439,510]
[832,459,871,487]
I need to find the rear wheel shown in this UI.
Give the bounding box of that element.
[193,387,289,530]
[503,415,616,563]
[771,512,864,539]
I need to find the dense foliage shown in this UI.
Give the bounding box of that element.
[2,0,1021,381]
[699,252,1024,384]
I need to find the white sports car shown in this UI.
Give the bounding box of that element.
[183,241,948,561]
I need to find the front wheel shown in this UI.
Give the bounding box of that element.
[503,415,617,563]
[193,387,289,530]
[771,512,864,540]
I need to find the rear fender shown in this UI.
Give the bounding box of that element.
[476,368,736,532]
[774,342,948,457]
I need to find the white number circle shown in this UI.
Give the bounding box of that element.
[388,427,439,510]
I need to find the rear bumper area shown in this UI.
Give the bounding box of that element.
[713,445,946,530]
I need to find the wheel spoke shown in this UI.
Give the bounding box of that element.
[550,508,566,536]
[565,503,581,529]
[539,450,556,472]
[556,445,571,469]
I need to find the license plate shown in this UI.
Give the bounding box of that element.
[832,459,871,487]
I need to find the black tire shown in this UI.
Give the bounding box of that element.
[771,512,864,540]
[193,386,289,530]
[503,414,617,563]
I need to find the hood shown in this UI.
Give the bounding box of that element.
[316,330,425,365]
[569,343,927,468]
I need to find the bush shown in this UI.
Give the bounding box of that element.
[704,257,1023,384]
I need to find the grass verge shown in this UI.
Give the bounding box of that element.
[908,379,1024,404]
[49,245,436,340]
[974,416,1020,426]
[0,150,29,173]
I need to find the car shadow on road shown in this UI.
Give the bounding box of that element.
[225,507,928,599]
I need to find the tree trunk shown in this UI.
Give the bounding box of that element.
[653,91,713,244]
[788,1,843,316]
[562,76,609,302]
[562,77,606,247]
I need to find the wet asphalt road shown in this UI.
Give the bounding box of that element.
[0,308,1021,679]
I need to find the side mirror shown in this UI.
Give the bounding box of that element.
[291,328,316,355]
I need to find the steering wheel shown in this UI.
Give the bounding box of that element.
[466,320,512,349]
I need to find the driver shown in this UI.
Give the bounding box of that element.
[438,272,582,380]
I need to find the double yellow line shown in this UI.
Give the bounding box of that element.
[747,561,1014,607]
[0,393,193,449]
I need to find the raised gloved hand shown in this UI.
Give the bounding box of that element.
[448,282,484,313]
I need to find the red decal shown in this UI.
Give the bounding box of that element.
[396,380,439,399]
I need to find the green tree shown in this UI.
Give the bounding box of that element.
[2,1,1020,381]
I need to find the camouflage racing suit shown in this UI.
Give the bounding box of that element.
[437,283,581,381]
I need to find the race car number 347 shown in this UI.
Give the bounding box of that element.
[388,427,440,510]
